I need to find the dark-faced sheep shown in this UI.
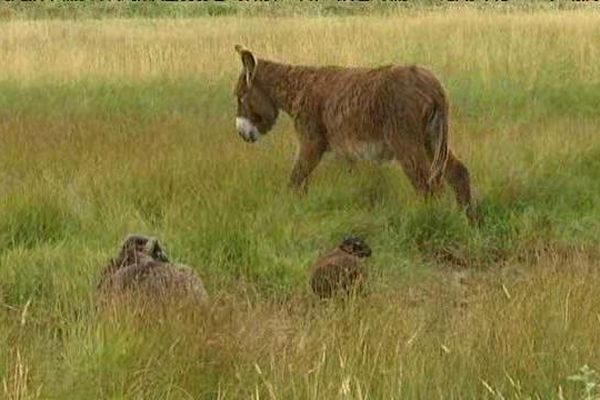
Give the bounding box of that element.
[97,234,208,307]
[310,236,372,299]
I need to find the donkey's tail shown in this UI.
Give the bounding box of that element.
[426,101,449,189]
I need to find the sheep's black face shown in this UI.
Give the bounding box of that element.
[340,236,372,258]
[147,239,169,263]
[122,235,150,255]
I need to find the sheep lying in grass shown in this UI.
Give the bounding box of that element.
[97,234,208,307]
[310,236,372,299]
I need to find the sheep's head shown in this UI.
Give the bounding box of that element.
[339,235,372,258]
[118,234,170,264]
[144,237,169,262]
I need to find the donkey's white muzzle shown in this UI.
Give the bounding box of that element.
[236,117,260,143]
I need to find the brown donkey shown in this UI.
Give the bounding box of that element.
[233,45,478,223]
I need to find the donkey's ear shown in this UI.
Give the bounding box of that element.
[235,44,257,86]
[234,44,245,54]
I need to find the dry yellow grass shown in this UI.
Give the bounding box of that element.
[1,11,599,83]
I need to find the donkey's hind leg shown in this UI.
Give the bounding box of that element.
[395,145,434,198]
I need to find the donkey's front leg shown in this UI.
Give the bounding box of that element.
[289,140,327,192]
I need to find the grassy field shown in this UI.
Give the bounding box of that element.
[1,7,600,399]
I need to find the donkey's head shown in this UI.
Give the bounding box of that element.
[234,45,279,143]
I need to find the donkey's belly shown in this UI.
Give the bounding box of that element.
[339,140,395,162]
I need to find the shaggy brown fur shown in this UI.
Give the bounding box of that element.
[310,236,372,299]
[234,46,478,224]
[97,235,208,306]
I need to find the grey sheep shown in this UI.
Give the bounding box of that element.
[97,234,208,306]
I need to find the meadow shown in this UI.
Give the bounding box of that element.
[1,6,600,399]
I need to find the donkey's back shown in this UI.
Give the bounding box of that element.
[319,64,448,166]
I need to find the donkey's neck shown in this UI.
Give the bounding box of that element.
[255,60,314,116]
